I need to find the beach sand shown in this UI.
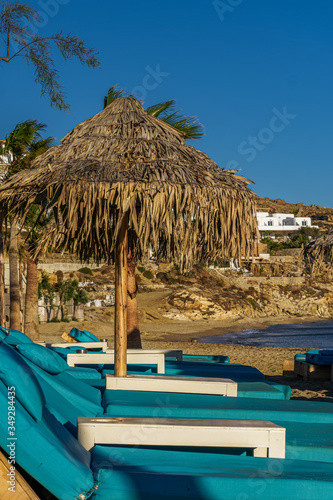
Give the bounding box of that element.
[39,314,333,403]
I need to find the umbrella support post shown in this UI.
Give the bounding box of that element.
[114,213,128,377]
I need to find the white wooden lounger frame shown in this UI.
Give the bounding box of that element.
[106,348,183,361]
[37,341,109,351]
[66,352,166,373]
[38,343,183,361]
[77,417,286,459]
[105,374,238,397]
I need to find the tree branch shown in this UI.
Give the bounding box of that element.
[0,26,10,62]
[8,36,53,61]
[7,25,10,59]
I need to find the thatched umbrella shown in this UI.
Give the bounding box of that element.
[0,97,258,376]
[304,228,333,275]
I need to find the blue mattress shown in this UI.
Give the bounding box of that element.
[91,445,333,500]
[102,361,265,381]
[0,381,95,500]
[181,354,230,364]
[103,390,333,424]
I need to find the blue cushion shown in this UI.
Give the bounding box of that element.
[21,361,103,430]
[50,346,103,360]
[17,343,69,374]
[320,350,333,356]
[65,367,102,379]
[103,390,333,424]
[69,327,100,342]
[91,444,333,500]
[50,345,80,359]
[102,362,265,381]
[237,381,291,400]
[306,353,333,365]
[0,326,33,345]
[0,381,95,499]
[0,326,7,340]
[182,354,230,364]
[0,341,45,421]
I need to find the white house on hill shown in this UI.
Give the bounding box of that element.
[257,212,318,232]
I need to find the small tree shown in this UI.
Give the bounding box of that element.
[291,226,321,247]
[0,1,100,110]
[3,119,54,336]
[38,271,54,322]
[39,274,89,322]
[24,204,54,335]
[73,284,89,318]
[54,277,88,320]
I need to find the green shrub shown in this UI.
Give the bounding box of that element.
[182,271,195,278]
[261,226,321,254]
[143,270,154,280]
[246,297,262,311]
[72,316,79,322]
[61,317,70,323]
[78,267,93,275]
[137,266,146,273]
[50,317,60,323]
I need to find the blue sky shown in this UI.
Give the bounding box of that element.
[1,0,332,206]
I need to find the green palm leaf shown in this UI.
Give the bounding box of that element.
[4,120,54,177]
[104,87,204,140]
[29,137,54,159]
[146,100,204,140]
[104,85,127,109]
[145,100,176,118]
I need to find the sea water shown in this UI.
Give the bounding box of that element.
[199,321,333,349]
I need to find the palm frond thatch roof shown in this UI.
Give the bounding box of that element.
[0,97,258,269]
[304,228,333,274]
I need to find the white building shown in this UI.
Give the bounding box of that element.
[257,212,317,232]
[0,139,12,180]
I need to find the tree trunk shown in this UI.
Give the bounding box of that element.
[24,255,39,340]
[114,213,128,377]
[0,212,5,327]
[127,252,142,348]
[9,220,21,331]
[19,259,25,330]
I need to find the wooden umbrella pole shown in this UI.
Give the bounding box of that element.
[114,212,129,377]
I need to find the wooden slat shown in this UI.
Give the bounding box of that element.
[0,451,40,500]
[61,332,78,343]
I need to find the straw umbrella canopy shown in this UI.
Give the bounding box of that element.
[304,228,333,275]
[0,97,258,375]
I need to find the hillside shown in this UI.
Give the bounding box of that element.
[34,195,333,335]
[256,197,333,232]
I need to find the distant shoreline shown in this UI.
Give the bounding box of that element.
[39,313,329,344]
[38,314,333,402]
[139,315,327,343]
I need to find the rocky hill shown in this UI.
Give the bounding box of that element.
[36,196,333,327]
[40,260,333,328]
[257,197,333,232]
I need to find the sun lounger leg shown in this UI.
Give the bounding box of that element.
[157,357,165,373]
[253,447,267,457]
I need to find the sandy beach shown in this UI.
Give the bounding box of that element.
[38,313,333,403]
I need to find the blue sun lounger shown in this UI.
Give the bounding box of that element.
[5,323,290,400]
[10,340,328,464]
[1,339,333,500]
